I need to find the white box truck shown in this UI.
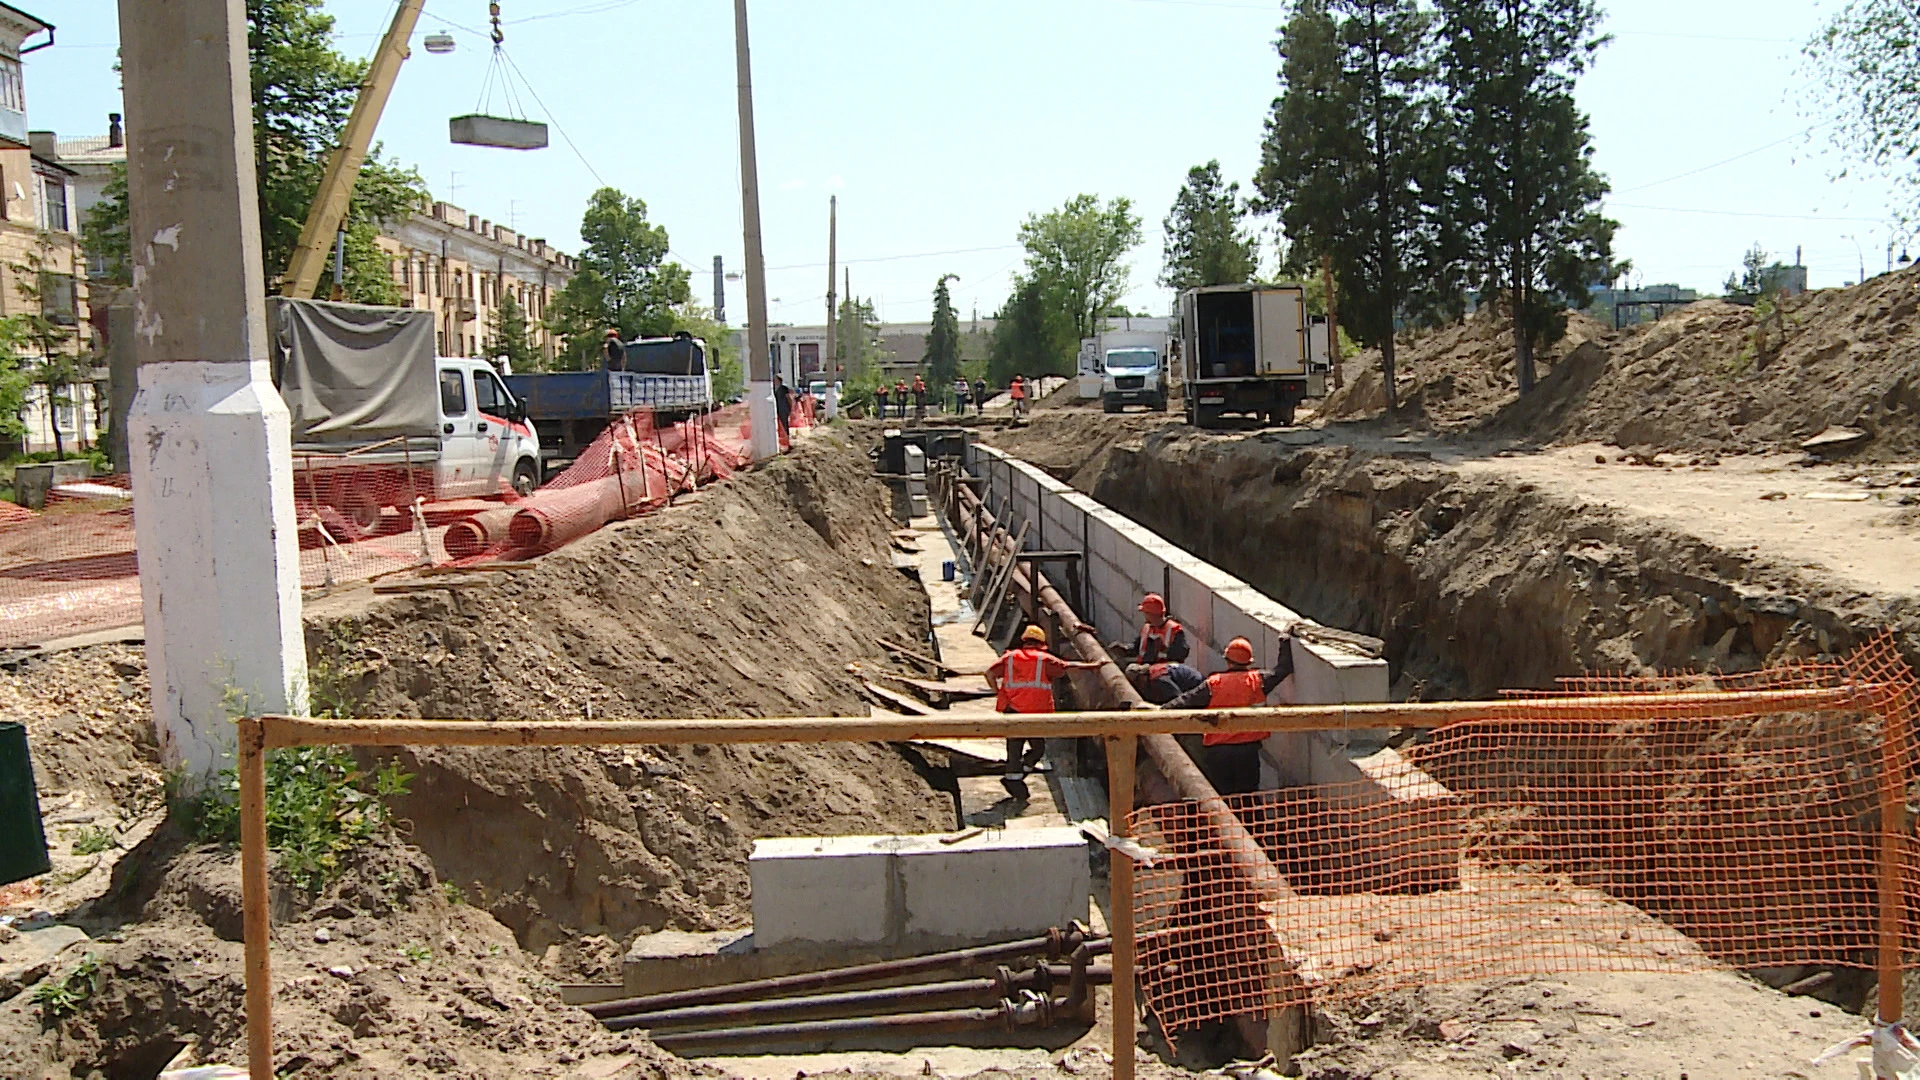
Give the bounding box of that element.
[1093,330,1171,413]
[1177,283,1328,429]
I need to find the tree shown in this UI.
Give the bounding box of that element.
[986,277,1076,385]
[81,165,130,287]
[484,291,539,372]
[1437,0,1619,393]
[545,188,692,370]
[1017,195,1143,342]
[0,318,35,448]
[1162,160,1259,293]
[11,233,86,458]
[835,295,885,380]
[669,302,741,401]
[85,1,426,300]
[1258,0,1454,410]
[1806,1,1920,225]
[923,274,962,388]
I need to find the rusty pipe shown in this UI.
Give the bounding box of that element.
[952,478,1289,902]
[587,927,1104,1020]
[648,993,1067,1054]
[606,963,1112,1033]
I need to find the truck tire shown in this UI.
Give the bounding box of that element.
[1193,404,1223,430]
[1103,396,1121,414]
[1276,400,1297,427]
[1154,393,1168,412]
[512,459,539,497]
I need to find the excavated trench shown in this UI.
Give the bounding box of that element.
[1058,426,1920,698]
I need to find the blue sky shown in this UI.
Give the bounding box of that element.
[27,0,1907,324]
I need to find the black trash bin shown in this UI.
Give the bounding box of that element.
[0,722,49,886]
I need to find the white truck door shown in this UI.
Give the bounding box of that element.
[470,366,517,494]
[436,365,484,498]
[1254,289,1308,376]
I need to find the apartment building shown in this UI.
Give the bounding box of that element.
[376,201,576,366]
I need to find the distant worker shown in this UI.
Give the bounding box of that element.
[953,377,970,414]
[1009,374,1027,420]
[875,382,890,419]
[1125,661,1205,706]
[973,377,987,416]
[985,624,1104,800]
[773,375,793,445]
[912,374,928,421]
[603,328,626,372]
[894,378,911,418]
[1122,593,1190,665]
[1162,635,1295,796]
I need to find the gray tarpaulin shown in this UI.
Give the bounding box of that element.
[269,297,438,444]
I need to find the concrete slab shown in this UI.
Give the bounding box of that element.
[750,836,894,947]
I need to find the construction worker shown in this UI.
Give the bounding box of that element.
[952,377,970,414]
[984,624,1103,800]
[874,382,890,419]
[1008,373,1027,420]
[973,377,988,416]
[894,378,911,418]
[1162,636,1295,797]
[912,374,928,421]
[1125,661,1205,706]
[1124,593,1190,665]
[773,375,793,445]
[602,328,626,372]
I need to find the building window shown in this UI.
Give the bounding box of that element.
[53,387,73,432]
[39,273,76,325]
[36,175,67,233]
[436,330,446,354]
[0,57,23,113]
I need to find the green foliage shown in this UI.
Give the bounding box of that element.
[401,942,432,964]
[68,825,115,856]
[986,277,1077,386]
[1016,195,1144,342]
[923,274,963,388]
[441,881,468,906]
[81,165,130,287]
[31,954,102,1019]
[546,188,692,370]
[1162,160,1258,292]
[835,295,886,380]
[485,291,540,372]
[1259,0,1457,410]
[187,748,413,892]
[9,233,88,457]
[1806,1,1920,225]
[1723,243,1798,301]
[670,302,740,399]
[0,317,38,444]
[1437,0,1620,393]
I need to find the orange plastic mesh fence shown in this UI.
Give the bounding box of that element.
[0,401,818,647]
[1129,635,1920,1038]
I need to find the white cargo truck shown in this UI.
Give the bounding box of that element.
[1176,283,1328,429]
[1092,330,1170,413]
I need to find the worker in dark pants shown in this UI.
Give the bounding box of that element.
[602,328,625,371]
[973,378,987,417]
[912,374,928,421]
[1162,635,1295,797]
[875,383,890,419]
[773,376,793,446]
[985,625,1103,800]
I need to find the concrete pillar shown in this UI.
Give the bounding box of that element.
[732,0,779,461]
[106,293,135,473]
[119,0,308,781]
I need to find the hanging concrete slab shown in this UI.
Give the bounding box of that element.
[449,114,549,150]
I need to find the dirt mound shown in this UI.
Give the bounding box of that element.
[1323,267,1920,459]
[0,643,161,821]
[974,412,1178,481]
[306,431,951,952]
[0,833,706,1079]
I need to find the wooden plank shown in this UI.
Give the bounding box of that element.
[876,637,970,678]
[372,580,477,595]
[1107,732,1138,1080]
[239,718,273,1080]
[972,519,1031,637]
[859,680,935,716]
[895,676,994,699]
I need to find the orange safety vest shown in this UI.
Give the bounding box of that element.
[1009,378,1026,400]
[1138,619,1183,661]
[1202,669,1268,745]
[995,647,1059,714]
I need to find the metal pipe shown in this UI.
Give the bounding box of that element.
[607,963,1113,1033]
[649,994,1063,1054]
[587,927,1104,1020]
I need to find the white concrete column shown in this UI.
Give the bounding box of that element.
[121,0,307,781]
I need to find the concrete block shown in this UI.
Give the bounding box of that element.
[910,494,931,518]
[1291,639,1390,706]
[1211,588,1269,661]
[1087,517,1120,563]
[903,445,927,478]
[1166,565,1212,645]
[750,836,894,947]
[1133,548,1169,601]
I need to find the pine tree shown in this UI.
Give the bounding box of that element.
[11,233,84,458]
[1437,0,1618,392]
[1161,161,1258,293]
[923,274,962,388]
[484,291,539,372]
[1257,0,1453,411]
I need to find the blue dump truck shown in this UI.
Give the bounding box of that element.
[503,332,715,478]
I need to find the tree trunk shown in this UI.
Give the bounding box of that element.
[1382,332,1399,413]
[1513,296,1536,394]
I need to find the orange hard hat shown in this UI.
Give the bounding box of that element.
[1224,637,1255,664]
[1138,593,1166,615]
[1021,624,1048,645]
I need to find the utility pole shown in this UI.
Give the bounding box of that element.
[1321,254,1342,391]
[733,0,778,460]
[713,255,727,324]
[826,195,838,375]
[118,16,309,1017]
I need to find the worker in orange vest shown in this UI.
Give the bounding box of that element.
[1008,373,1028,419]
[894,378,911,418]
[1127,593,1190,665]
[985,624,1103,799]
[1162,635,1295,796]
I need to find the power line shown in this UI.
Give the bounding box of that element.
[1611,202,1886,224]
[1614,126,1823,194]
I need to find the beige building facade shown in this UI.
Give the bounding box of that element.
[376,201,576,366]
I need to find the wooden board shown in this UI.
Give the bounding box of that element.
[859,680,933,717]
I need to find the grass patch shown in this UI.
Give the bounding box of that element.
[31,954,102,1019]
[441,881,467,906]
[176,749,412,892]
[67,825,115,856]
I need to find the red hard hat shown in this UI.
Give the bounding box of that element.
[1138,593,1166,614]
[1224,637,1255,664]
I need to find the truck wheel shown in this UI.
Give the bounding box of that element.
[1193,405,1222,430]
[1103,397,1121,414]
[512,459,539,497]
[1154,393,1169,412]
[1277,400,1297,427]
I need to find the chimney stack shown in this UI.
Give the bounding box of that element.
[108,113,124,149]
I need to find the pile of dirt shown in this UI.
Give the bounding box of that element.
[970,412,1177,482]
[305,430,952,957]
[1324,266,1920,459]
[0,832,708,1079]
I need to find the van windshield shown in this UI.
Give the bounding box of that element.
[1106,348,1159,370]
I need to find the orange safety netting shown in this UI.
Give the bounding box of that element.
[1129,635,1920,1038]
[0,399,819,648]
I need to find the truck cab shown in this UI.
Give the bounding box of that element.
[435,357,542,497]
[1100,342,1169,413]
